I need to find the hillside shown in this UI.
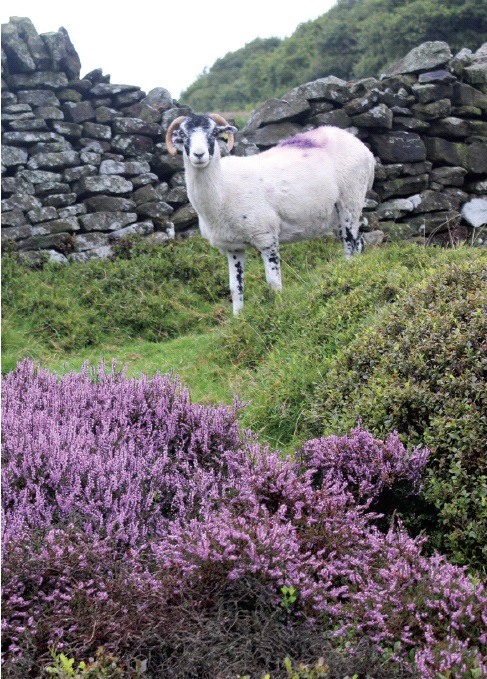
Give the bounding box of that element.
[181,0,487,111]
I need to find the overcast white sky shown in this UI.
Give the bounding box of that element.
[1,0,336,99]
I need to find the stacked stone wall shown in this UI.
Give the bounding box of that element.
[2,19,486,263]
[238,41,487,246]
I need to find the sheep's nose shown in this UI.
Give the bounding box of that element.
[193,152,205,159]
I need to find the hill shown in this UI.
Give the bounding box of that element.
[181,0,487,111]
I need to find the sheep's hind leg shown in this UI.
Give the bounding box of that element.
[337,205,364,258]
[260,241,282,291]
[226,250,246,315]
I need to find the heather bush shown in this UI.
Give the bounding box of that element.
[2,360,487,677]
[305,260,487,570]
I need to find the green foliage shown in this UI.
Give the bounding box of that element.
[305,259,487,570]
[283,656,331,679]
[45,647,143,678]
[218,243,485,450]
[180,0,487,111]
[1,238,229,372]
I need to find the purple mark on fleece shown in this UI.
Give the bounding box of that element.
[278,133,322,149]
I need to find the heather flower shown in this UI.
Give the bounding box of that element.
[2,360,486,677]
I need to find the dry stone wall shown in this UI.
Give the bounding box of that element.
[2,19,487,263]
[237,41,487,247]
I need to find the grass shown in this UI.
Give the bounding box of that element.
[3,236,486,447]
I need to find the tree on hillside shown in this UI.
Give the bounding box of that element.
[180,0,487,111]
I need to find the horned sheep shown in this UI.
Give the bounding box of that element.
[166,113,375,315]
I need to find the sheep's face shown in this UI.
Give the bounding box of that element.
[171,115,236,168]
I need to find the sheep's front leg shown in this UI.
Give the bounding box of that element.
[226,250,246,315]
[260,241,282,291]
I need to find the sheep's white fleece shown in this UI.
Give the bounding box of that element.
[185,126,375,253]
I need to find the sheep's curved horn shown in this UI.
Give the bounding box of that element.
[210,113,235,152]
[165,116,187,156]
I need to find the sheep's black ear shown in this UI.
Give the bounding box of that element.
[216,124,238,138]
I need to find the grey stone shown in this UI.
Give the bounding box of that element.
[83,195,136,212]
[3,131,64,145]
[381,41,452,78]
[247,123,305,147]
[2,177,35,196]
[17,89,60,106]
[2,193,42,212]
[82,122,112,140]
[18,169,62,184]
[407,210,460,235]
[451,82,487,109]
[1,23,36,73]
[412,83,453,103]
[430,166,467,186]
[131,172,159,188]
[171,204,198,229]
[63,100,96,123]
[34,105,64,120]
[111,117,161,136]
[309,109,352,128]
[51,121,83,139]
[418,70,456,84]
[95,106,119,123]
[131,183,169,205]
[68,245,113,262]
[111,134,154,155]
[1,210,28,228]
[58,204,87,218]
[9,17,51,70]
[295,76,352,103]
[115,90,146,107]
[410,190,454,213]
[243,95,310,132]
[27,207,59,223]
[464,62,487,85]
[135,202,174,222]
[352,104,393,129]
[31,216,80,236]
[428,117,487,139]
[79,211,138,232]
[41,28,81,80]
[99,159,151,175]
[412,98,452,120]
[76,175,133,196]
[2,145,28,167]
[90,83,140,96]
[143,87,173,111]
[424,138,487,172]
[370,131,427,163]
[8,117,49,131]
[376,174,430,200]
[72,231,110,251]
[17,232,74,251]
[109,220,154,239]
[2,224,34,241]
[34,182,71,196]
[63,165,97,182]
[43,193,77,208]
[27,150,80,170]
[8,71,69,90]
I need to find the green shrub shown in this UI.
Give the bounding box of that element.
[305,260,487,569]
[219,244,486,449]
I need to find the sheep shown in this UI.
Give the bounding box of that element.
[165,113,375,315]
